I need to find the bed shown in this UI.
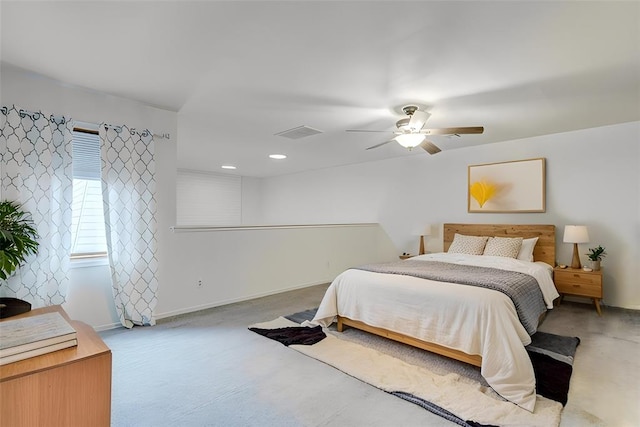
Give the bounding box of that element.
[311,223,559,412]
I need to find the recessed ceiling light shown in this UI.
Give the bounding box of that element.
[269,154,287,160]
[221,165,237,170]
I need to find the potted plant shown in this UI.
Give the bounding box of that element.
[585,245,606,271]
[0,200,39,318]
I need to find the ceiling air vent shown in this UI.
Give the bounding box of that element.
[274,125,323,140]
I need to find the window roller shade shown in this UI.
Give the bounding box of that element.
[72,131,101,180]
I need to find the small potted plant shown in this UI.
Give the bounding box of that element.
[585,245,606,271]
[0,200,39,318]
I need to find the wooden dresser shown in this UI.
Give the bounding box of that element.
[0,305,112,426]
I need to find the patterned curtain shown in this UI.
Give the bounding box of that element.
[0,105,73,306]
[99,124,158,328]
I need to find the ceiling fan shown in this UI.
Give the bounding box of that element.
[346,105,484,154]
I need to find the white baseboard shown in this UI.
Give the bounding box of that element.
[92,280,330,331]
[561,296,640,311]
[155,280,330,322]
[95,321,124,332]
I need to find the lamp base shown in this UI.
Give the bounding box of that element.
[570,243,582,269]
[419,236,425,255]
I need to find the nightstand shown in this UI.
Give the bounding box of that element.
[553,267,603,315]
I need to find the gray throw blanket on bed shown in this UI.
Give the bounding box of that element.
[353,260,546,335]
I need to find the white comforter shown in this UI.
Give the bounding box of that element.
[310,253,558,412]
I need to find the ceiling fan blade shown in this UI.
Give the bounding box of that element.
[408,110,430,131]
[421,140,442,155]
[419,126,484,135]
[366,140,395,150]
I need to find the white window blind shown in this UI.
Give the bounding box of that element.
[72,130,102,180]
[177,170,242,226]
[71,128,108,256]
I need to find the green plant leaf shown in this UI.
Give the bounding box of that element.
[586,245,606,261]
[0,200,40,282]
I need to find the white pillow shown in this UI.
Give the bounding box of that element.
[517,237,539,262]
[447,233,489,255]
[483,236,523,258]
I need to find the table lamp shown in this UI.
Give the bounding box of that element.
[563,225,589,269]
[419,225,432,255]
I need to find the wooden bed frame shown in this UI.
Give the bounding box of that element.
[336,223,556,367]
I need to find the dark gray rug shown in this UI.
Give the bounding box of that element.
[284,308,318,324]
[527,331,580,405]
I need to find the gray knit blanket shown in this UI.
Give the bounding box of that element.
[353,260,546,335]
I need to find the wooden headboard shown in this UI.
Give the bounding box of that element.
[443,223,556,266]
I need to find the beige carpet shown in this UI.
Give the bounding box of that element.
[101,284,626,426]
[251,316,563,427]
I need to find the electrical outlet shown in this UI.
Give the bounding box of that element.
[197,279,203,288]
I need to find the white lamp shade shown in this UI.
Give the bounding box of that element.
[563,225,589,243]
[423,224,432,236]
[395,133,425,148]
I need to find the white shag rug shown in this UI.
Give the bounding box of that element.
[251,317,563,427]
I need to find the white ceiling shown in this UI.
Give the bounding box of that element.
[2,1,639,177]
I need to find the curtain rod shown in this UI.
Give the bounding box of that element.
[1,106,66,124]
[0,106,170,140]
[103,123,170,140]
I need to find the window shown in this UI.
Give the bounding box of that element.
[71,127,108,259]
[177,170,242,226]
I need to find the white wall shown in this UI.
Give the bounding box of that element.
[1,63,178,329]
[155,224,396,318]
[3,62,638,329]
[258,122,640,309]
[0,64,398,329]
[241,177,263,225]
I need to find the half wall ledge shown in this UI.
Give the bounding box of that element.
[170,223,379,232]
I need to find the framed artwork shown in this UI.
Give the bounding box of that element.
[468,158,546,213]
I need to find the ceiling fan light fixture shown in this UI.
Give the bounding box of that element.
[395,134,425,149]
[396,118,411,131]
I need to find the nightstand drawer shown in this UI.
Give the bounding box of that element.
[555,272,601,287]
[555,281,602,298]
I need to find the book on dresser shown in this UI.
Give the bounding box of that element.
[0,311,77,365]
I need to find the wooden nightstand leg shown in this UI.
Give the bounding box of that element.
[593,299,602,316]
